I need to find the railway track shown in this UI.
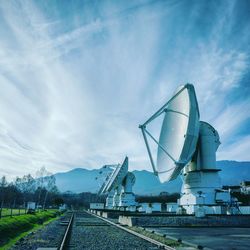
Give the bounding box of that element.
[59,212,74,250]
[59,210,175,250]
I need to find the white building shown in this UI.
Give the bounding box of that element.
[241,181,250,194]
[27,202,36,211]
[239,206,250,214]
[138,202,161,213]
[166,203,178,213]
[59,204,67,211]
[90,203,105,209]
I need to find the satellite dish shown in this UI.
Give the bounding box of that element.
[139,83,231,214]
[140,84,200,182]
[105,156,128,192]
[97,157,137,210]
[98,165,118,195]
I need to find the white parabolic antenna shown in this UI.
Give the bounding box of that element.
[98,165,118,195]
[98,157,136,210]
[140,84,200,182]
[105,156,128,192]
[140,83,231,214]
[98,163,121,209]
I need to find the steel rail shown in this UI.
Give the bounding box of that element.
[59,212,74,250]
[87,210,175,250]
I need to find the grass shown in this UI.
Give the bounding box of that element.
[129,226,185,248]
[0,210,61,249]
[1,209,26,217]
[0,216,57,250]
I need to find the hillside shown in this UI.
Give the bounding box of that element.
[54,161,250,194]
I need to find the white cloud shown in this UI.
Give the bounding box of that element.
[213,99,250,142]
[218,135,250,161]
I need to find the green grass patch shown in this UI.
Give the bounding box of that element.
[0,210,61,248]
[129,226,185,248]
[0,213,59,250]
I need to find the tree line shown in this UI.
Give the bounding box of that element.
[0,167,107,216]
[0,167,61,212]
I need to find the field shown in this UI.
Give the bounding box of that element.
[0,209,26,218]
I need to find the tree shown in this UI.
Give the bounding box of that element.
[0,176,7,188]
[35,167,57,209]
[0,176,22,217]
[0,176,8,216]
[0,170,61,213]
[54,197,64,207]
[15,174,36,206]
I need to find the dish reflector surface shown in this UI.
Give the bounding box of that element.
[105,157,128,191]
[98,165,118,195]
[157,84,200,182]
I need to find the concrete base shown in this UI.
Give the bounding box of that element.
[96,211,102,216]
[102,211,120,219]
[118,215,250,227]
[90,209,126,219]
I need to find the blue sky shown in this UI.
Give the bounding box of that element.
[0,0,249,178]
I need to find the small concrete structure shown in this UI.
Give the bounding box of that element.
[92,209,123,219]
[119,215,133,227]
[96,210,103,216]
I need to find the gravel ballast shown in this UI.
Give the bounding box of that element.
[10,211,165,249]
[69,211,158,250]
[10,213,71,250]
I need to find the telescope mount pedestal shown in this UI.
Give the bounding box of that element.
[119,172,137,211]
[106,189,115,209]
[179,122,231,215]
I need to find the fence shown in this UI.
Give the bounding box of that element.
[0,207,27,219]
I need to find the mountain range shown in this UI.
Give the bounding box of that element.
[54,161,250,195]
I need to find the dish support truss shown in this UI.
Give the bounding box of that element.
[139,85,190,176]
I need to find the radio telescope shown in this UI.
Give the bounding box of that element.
[139,84,231,215]
[105,157,128,208]
[98,164,120,208]
[98,157,137,210]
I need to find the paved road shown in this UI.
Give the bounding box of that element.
[147,227,250,250]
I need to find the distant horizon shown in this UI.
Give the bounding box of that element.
[3,159,250,182]
[49,160,250,194]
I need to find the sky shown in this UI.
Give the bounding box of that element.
[0,0,249,179]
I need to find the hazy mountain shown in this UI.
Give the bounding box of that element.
[54,168,105,194]
[54,161,250,194]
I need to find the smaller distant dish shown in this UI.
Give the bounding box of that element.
[105,157,128,192]
[98,165,118,195]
